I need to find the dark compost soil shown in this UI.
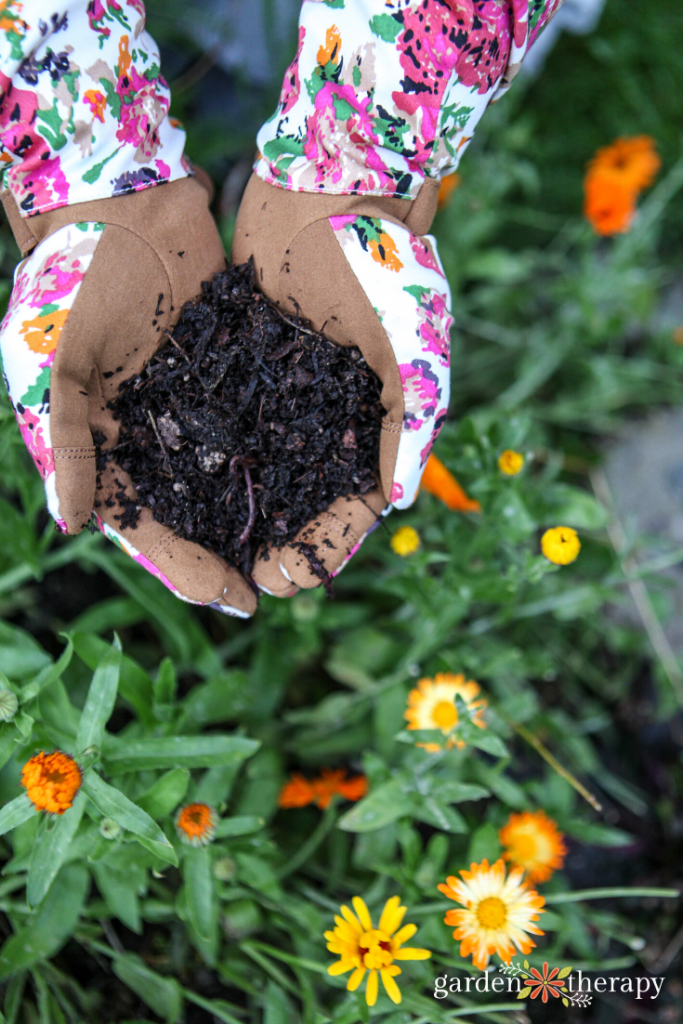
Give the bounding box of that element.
[100,262,384,574]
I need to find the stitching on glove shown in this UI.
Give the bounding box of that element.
[316,511,360,550]
[147,531,181,563]
[54,447,96,458]
[381,421,402,433]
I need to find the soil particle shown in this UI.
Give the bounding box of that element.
[101,262,383,575]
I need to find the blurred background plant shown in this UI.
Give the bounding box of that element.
[0,1,683,1022]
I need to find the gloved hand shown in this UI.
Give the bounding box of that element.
[1,175,257,616]
[0,0,256,616]
[233,174,450,596]
[233,0,564,598]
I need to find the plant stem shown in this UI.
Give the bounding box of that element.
[509,721,602,812]
[546,887,680,904]
[276,800,338,880]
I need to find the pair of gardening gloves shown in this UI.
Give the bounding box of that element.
[0,0,562,616]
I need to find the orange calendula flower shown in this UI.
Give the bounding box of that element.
[405,672,487,752]
[421,454,480,512]
[499,810,567,884]
[437,172,461,209]
[497,450,524,476]
[175,802,216,846]
[438,858,545,971]
[326,895,431,1007]
[541,526,580,566]
[317,25,341,66]
[588,135,660,193]
[279,769,367,810]
[369,232,403,272]
[21,751,82,815]
[583,170,636,236]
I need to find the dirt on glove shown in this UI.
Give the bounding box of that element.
[99,262,384,575]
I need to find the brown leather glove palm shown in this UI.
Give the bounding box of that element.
[1,176,256,616]
[232,174,450,597]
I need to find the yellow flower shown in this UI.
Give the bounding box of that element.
[175,802,217,846]
[438,859,545,971]
[404,672,487,751]
[499,810,567,885]
[325,895,431,1006]
[541,526,580,565]
[21,751,82,815]
[498,450,524,476]
[391,525,420,556]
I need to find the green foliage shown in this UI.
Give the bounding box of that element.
[0,1,681,1020]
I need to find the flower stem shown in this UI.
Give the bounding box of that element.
[276,799,338,880]
[546,887,680,904]
[511,721,602,812]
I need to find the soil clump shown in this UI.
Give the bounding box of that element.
[100,262,384,576]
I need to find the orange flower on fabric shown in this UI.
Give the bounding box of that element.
[84,88,106,122]
[583,171,636,236]
[404,672,487,752]
[317,25,341,66]
[421,454,480,512]
[175,802,216,846]
[21,751,82,814]
[437,172,461,208]
[499,810,567,884]
[325,895,431,1007]
[279,769,367,810]
[20,309,70,355]
[588,136,660,193]
[438,858,545,971]
[369,232,403,272]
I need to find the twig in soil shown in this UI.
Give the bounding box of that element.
[272,303,316,337]
[147,410,174,478]
[298,542,335,599]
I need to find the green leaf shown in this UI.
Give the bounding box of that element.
[103,734,259,773]
[91,862,141,934]
[467,822,501,865]
[179,671,248,728]
[542,484,610,530]
[214,816,264,838]
[518,987,532,999]
[0,864,89,978]
[136,768,189,820]
[0,794,36,837]
[183,845,213,940]
[112,953,182,1023]
[557,965,572,979]
[469,731,509,758]
[433,781,489,804]
[411,796,467,833]
[69,632,153,727]
[564,822,633,847]
[19,639,73,704]
[338,779,406,832]
[27,790,86,907]
[82,773,177,866]
[75,636,122,754]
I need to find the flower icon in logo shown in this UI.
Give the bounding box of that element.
[522,961,567,1002]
